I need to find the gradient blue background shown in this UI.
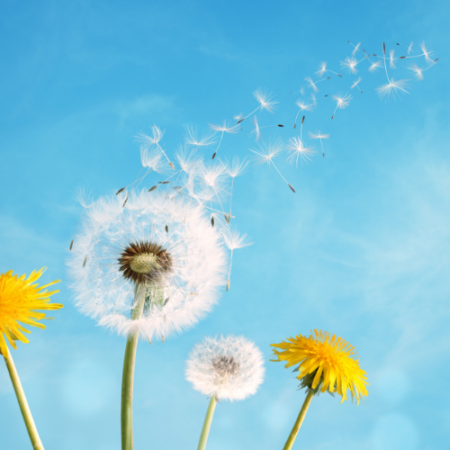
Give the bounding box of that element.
[0,1,449,449]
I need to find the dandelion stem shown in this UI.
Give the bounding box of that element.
[282,390,314,450]
[121,284,146,450]
[3,347,45,450]
[197,395,217,450]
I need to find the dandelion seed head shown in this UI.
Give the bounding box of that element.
[67,190,227,342]
[209,121,240,134]
[222,229,253,251]
[186,335,265,401]
[250,138,284,166]
[296,100,314,112]
[309,131,330,140]
[226,157,249,178]
[420,42,434,64]
[304,76,318,92]
[316,62,327,77]
[287,137,316,166]
[184,126,216,147]
[369,60,382,72]
[409,63,424,80]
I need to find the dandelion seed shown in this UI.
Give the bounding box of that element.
[350,77,363,93]
[409,61,437,80]
[251,138,295,193]
[340,57,358,74]
[389,50,397,69]
[369,60,382,72]
[238,88,277,124]
[208,120,240,159]
[69,239,74,250]
[309,131,329,157]
[148,186,158,192]
[294,100,314,129]
[251,116,261,141]
[116,187,126,195]
[331,92,352,119]
[223,229,252,291]
[287,137,316,167]
[376,79,409,100]
[136,126,174,169]
[347,40,361,56]
[304,76,318,92]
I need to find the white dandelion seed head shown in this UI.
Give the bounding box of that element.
[369,60,382,72]
[250,138,285,166]
[332,92,352,109]
[67,190,228,342]
[175,148,203,175]
[407,42,414,55]
[340,57,358,74]
[304,76,318,92]
[209,120,240,134]
[222,229,253,251]
[409,63,424,80]
[185,335,265,401]
[376,79,409,100]
[287,137,316,166]
[253,88,278,113]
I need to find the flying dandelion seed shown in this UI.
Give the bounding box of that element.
[340,57,359,74]
[376,78,409,100]
[209,121,240,159]
[309,131,329,157]
[184,126,217,154]
[369,60,383,72]
[251,116,261,142]
[350,77,363,93]
[287,137,316,167]
[135,125,175,169]
[250,138,295,193]
[222,229,252,292]
[304,76,319,92]
[237,88,277,124]
[331,92,352,119]
[389,50,397,69]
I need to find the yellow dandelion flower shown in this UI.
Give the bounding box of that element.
[271,329,368,404]
[0,268,62,356]
[271,330,368,450]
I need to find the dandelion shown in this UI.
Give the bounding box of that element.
[331,92,352,119]
[1,268,61,450]
[309,131,329,158]
[287,137,316,167]
[222,229,252,291]
[186,335,264,450]
[251,138,296,193]
[350,77,363,93]
[271,330,368,450]
[67,190,227,450]
[237,88,277,124]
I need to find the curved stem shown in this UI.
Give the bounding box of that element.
[197,396,217,450]
[282,390,314,450]
[3,347,45,450]
[121,284,146,450]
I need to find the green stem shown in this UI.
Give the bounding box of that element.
[3,347,45,450]
[121,284,146,450]
[282,390,314,450]
[197,396,217,450]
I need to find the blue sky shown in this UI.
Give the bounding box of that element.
[1,0,449,449]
